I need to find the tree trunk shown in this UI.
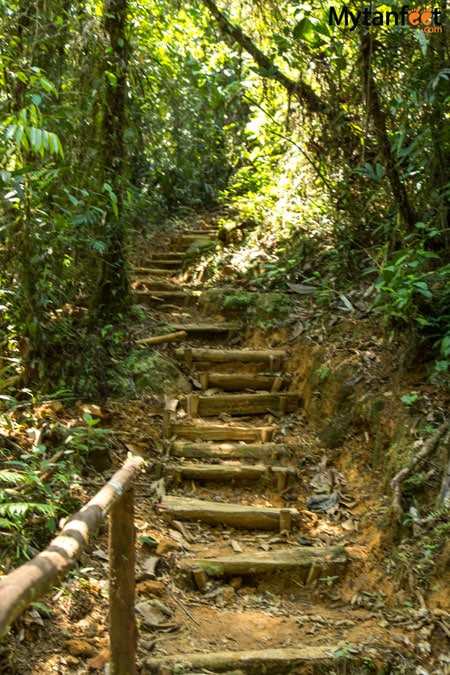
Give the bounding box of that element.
[201,0,325,115]
[359,34,416,235]
[91,0,130,319]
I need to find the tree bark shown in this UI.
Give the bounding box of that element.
[359,34,416,233]
[91,0,130,319]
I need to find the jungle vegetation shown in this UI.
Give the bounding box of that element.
[0,0,449,395]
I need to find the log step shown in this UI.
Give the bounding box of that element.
[170,441,294,461]
[132,279,182,291]
[177,235,217,250]
[146,645,359,674]
[131,266,174,277]
[182,228,219,236]
[171,463,296,487]
[143,259,182,270]
[186,392,299,417]
[168,323,240,336]
[174,347,286,369]
[179,231,217,241]
[183,545,347,579]
[197,372,287,392]
[133,290,198,306]
[157,495,299,530]
[167,422,276,442]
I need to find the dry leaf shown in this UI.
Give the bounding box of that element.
[87,648,109,670]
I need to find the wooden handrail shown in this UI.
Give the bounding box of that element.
[0,454,145,674]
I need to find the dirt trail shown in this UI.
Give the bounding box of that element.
[127,220,450,674]
[3,217,449,674]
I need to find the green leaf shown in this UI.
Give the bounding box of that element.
[293,17,310,40]
[441,336,450,358]
[0,470,31,486]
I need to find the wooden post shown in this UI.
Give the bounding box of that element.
[277,470,287,491]
[185,346,193,369]
[162,410,172,438]
[279,508,292,532]
[109,488,137,675]
[271,376,284,393]
[192,566,208,592]
[199,372,209,390]
[187,394,199,417]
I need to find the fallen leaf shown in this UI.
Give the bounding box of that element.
[93,549,109,561]
[156,538,180,555]
[286,283,317,295]
[141,556,160,577]
[307,492,339,511]
[136,601,166,627]
[65,639,95,657]
[87,648,109,670]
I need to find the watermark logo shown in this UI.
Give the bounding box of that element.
[328,5,443,32]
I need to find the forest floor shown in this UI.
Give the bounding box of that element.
[1,213,449,674]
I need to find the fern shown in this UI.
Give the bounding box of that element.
[0,470,34,486]
[0,502,55,518]
[0,516,19,531]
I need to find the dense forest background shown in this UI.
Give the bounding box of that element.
[0,0,449,400]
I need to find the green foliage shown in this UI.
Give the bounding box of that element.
[401,392,421,407]
[220,291,255,311]
[0,398,110,564]
[373,221,450,362]
[129,0,249,211]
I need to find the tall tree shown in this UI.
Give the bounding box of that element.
[91,0,130,320]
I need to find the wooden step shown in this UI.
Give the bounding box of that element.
[171,441,293,461]
[171,463,296,487]
[179,231,217,241]
[168,323,239,337]
[158,496,299,530]
[177,234,217,250]
[186,392,299,417]
[174,347,286,369]
[182,228,219,236]
[133,290,198,306]
[166,421,276,442]
[132,280,181,291]
[144,259,182,269]
[130,266,173,277]
[183,545,347,579]
[146,645,360,673]
[197,372,287,392]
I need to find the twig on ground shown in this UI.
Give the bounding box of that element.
[391,422,450,523]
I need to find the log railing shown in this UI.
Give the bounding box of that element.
[0,454,145,675]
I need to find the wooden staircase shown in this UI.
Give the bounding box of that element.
[132,223,357,674]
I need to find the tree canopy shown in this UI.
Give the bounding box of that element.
[0,0,449,396]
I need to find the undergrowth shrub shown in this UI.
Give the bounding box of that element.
[372,222,450,376]
[0,399,110,566]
